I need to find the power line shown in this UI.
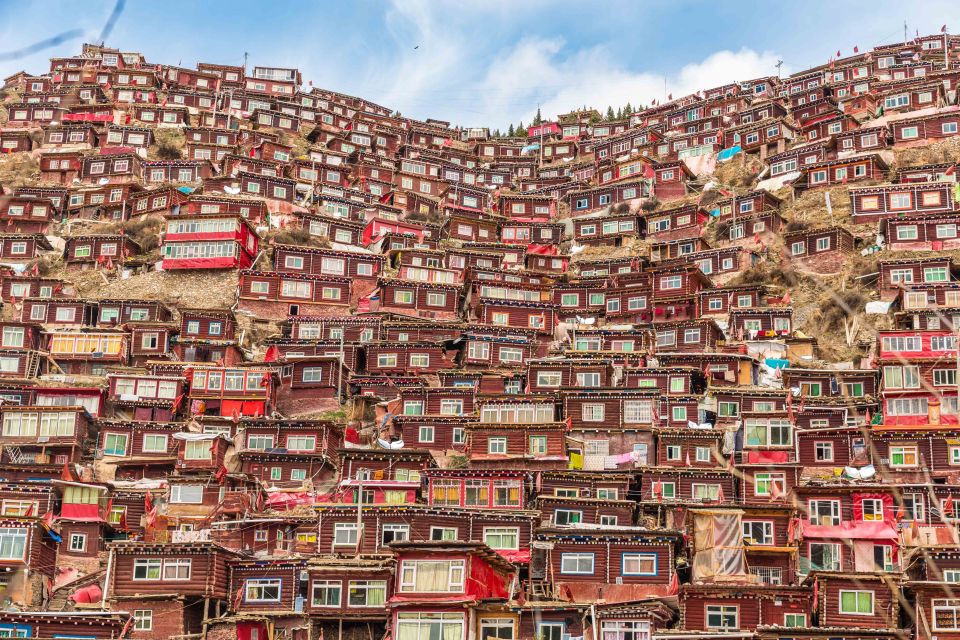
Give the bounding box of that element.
[98,0,127,44]
[0,29,84,62]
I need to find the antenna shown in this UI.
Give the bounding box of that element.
[775,60,784,78]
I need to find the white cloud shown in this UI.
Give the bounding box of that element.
[467,41,788,128]
[369,1,789,129]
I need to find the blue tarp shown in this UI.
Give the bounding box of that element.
[717,145,742,162]
[764,358,790,369]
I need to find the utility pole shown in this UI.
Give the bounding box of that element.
[354,478,363,558]
[243,51,249,75]
[538,103,544,166]
[338,330,345,402]
[945,27,951,71]
[775,60,784,79]
[904,21,908,44]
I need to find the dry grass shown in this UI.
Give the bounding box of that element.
[149,128,185,160]
[265,227,330,249]
[780,185,856,228]
[0,152,39,188]
[892,136,960,169]
[122,216,164,253]
[71,268,239,309]
[712,153,764,188]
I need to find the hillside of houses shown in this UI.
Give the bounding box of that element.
[0,33,959,640]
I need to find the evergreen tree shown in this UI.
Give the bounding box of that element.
[507,123,515,137]
[623,102,633,116]
[533,107,543,126]
[606,106,616,120]
[493,128,502,138]
[515,121,527,137]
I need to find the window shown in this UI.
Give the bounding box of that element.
[0,528,27,561]
[577,372,601,387]
[692,484,720,500]
[745,418,792,447]
[399,559,465,592]
[103,433,128,456]
[706,605,738,630]
[874,544,895,571]
[68,533,86,552]
[933,599,960,630]
[839,591,874,615]
[334,523,359,546]
[312,581,341,607]
[783,613,806,628]
[537,371,563,388]
[814,442,834,462]
[396,613,463,640]
[348,580,386,607]
[377,354,397,368]
[484,527,519,550]
[742,521,774,545]
[133,610,152,632]
[560,553,594,574]
[622,553,657,576]
[184,440,211,460]
[554,509,583,526]
[287,436,316,452]
[861,498,885,521]
[598,621,649,640]
[890,445,919,467]
[487,437,507,454]
[660,275,682,290]
[808,500,840,526]
[170,485,203,504]
[245,578,281,602]
[582,403,605,422]
[529,435,547,455]
[133,558,191,580]
[478,619,514,640]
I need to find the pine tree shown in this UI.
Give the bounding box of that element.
[507,123,515,137]
[606,106,616,120]
[493,128,502,138]
[623,102,633,116]
[515,121,527,137]
[533,107,543,126]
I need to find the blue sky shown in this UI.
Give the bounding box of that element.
[1,0,959,128]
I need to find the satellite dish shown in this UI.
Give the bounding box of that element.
[223,186,241,195]
[98,178,109,185]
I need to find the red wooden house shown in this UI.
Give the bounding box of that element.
[238,270,352,319]
[791,154,889,191]
[187,365,274,418]
[161,213,259,270]
[63,234,140,270]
